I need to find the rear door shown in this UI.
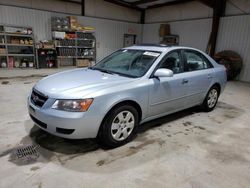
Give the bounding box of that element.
[181,49,214,106]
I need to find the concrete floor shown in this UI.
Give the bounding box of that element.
[0,72,250,188]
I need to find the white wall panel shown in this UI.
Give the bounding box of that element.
[77,17,142,61]
[0,0,141,22]
[145,0,250,24]
[51,12,142,61]
[0,6,52,41]
[143,18,212,52]
[225,0,250,15]
[0,5,142,62]
[145,1,213,23]
[216,15,250,82]
[85,0,140,23]
[0,0,81,15]
[143,15,250,82]
[0,0,31,7]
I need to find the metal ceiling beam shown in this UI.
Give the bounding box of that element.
[59,0,81,5]
[207,0,227,56]
[81,0,85,16]
[140,9,145,24]
[197,0,215,8]
[147,0,195,9]
[104,0,142,11]
[131,0,158,6]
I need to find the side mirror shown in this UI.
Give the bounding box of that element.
[154,68,173,78]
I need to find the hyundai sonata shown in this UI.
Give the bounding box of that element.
[28,44,227,147]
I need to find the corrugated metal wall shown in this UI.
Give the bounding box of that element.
[216,15,250,82]
[76,16,142,61]
[145,1,213,23]
[0,6,52,41]
[0,5,249,81]
[143,15,250,82]
[143,19,212,52]
[0,5,142,62]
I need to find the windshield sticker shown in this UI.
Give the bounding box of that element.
[143,51,160,57]
[122,50,128,52]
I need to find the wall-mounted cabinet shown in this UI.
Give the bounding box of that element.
[0,25,36,69]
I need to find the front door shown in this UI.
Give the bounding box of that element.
[148,50,188,117]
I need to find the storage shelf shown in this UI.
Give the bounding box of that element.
[77,38,94,41]
[56,46,75,48]
[57,56,94,58]
[8,54,34,57]
[6,43,33,47]
[77,46,94,49]
[53,30,95,33]
[53,29,96,66]
[77,56,94,58]
[56,46,95,49]
[57,56,75,58]
[0,24,36,69]
[5,33,33,37]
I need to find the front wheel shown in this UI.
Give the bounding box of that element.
[98,105,139,148]
[202,86,220,112]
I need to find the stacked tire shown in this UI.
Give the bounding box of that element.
[214,50,242,80]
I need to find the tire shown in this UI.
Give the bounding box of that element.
[202,85,220,112]
[98,105,139,148]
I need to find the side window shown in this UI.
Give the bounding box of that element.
[159,51,182,74]
[184,50,213,71]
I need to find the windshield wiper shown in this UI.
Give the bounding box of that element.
[98,69,115,75]
[88,67,114,75]
[88,67,136,78]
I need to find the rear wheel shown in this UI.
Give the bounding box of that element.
[202,85,220,112]
[98,105,139,148]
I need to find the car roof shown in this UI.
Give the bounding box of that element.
[124,44,199,53]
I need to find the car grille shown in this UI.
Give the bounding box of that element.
[31,89,48,107]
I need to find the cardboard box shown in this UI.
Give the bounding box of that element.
[52,31,65,39]
[77,59,90,67]
[43,44,54,49]
[68,16,77,23]
[159,24,170,37]
[0,48,6,54]
[68,16,78,30]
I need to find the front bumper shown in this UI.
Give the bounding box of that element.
[27,95,101,139]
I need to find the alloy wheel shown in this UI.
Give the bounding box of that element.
[207,89,218,108]
[111,110,135,141]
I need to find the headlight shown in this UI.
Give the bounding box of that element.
[52,99,93,112]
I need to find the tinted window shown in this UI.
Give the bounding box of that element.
[184,50,213,71]
[159,51,182,74]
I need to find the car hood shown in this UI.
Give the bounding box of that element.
[34,68,134,98]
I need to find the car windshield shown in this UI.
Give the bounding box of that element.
[92,49,161,78]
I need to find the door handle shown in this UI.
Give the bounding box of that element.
[182,79,189,84]
[207,74,213,79]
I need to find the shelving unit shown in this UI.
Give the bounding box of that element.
[53,30,96,67]
[0,24,36,69]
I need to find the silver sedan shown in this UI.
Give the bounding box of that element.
[28,45,227,147]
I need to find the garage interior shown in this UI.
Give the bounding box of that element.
[0,0,250,187]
